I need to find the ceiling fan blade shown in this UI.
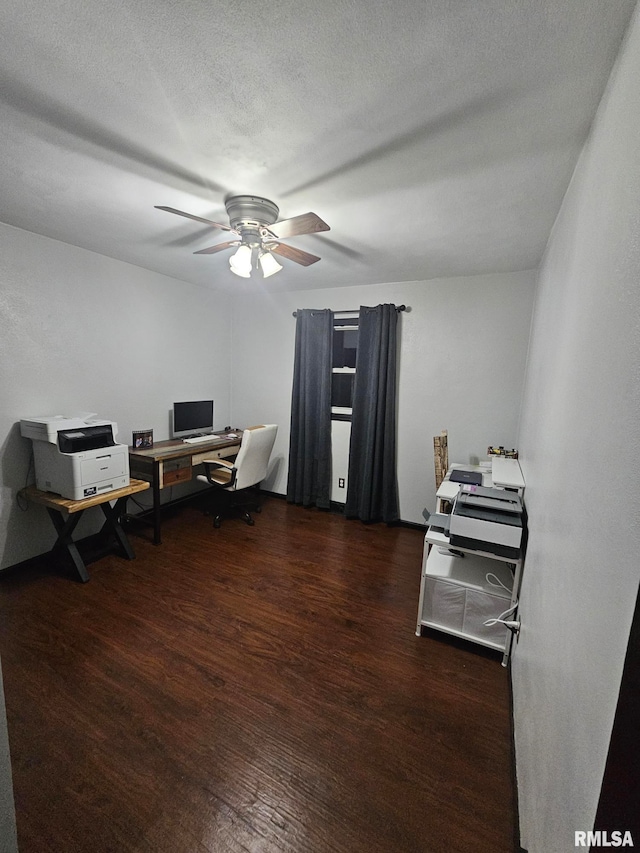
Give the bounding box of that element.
[270,242,321,266]
[155,206,233,232]
[267,212,329,239]
[194,240,240,255]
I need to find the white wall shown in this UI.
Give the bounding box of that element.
[513,5,640,851]
[0,224,535,562]
[0,222,233,570]
[230,271,536,524]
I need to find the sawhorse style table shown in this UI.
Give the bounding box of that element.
[24,479,150,582]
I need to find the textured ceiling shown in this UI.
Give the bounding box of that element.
[0,0,636,293]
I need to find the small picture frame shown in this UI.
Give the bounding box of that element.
[132,429,154,449]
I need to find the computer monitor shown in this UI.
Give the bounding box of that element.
[172,400,214,439]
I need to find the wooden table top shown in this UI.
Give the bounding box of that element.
[128,432,242,462]
[23,479,150,514]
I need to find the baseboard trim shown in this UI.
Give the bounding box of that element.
[1,490,428,576]
[508,659,528,852]
[261,490,428,531]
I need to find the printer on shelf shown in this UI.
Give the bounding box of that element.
[449,485,524,558]
[20,414,130,500]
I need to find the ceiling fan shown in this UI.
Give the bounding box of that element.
[155,195,330,278]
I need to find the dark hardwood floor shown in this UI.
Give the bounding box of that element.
[0,497,515,853]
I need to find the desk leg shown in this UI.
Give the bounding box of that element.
[100,497,136,560]
[152,460,162,546]
[47,508,90,583]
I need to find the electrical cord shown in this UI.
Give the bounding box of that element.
[129,495,154,512]
[485,572,513,594]
[16,448,35,511]
[484,601,520,632]
[16,488,30,511]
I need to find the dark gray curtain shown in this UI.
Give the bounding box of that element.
[345,304,399,523]
[287,309,333,509]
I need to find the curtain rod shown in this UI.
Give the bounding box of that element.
[292,305,407,317]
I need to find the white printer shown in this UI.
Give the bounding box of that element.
[449,485,524,558]
[20,414,130,500]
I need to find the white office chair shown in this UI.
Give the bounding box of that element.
[197,424,278,527]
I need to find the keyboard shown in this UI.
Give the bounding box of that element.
[183,435,217,444]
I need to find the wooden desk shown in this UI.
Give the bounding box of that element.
[24,479,150,583]
[128,432,242,545]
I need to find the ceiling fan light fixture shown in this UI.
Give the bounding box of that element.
[258,249,283,278]
[229,244,253,277]
[157,197,329,275]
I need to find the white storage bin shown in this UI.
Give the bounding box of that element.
[419,544,513,651]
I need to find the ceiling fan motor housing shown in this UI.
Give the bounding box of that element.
[225,195,280,231]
